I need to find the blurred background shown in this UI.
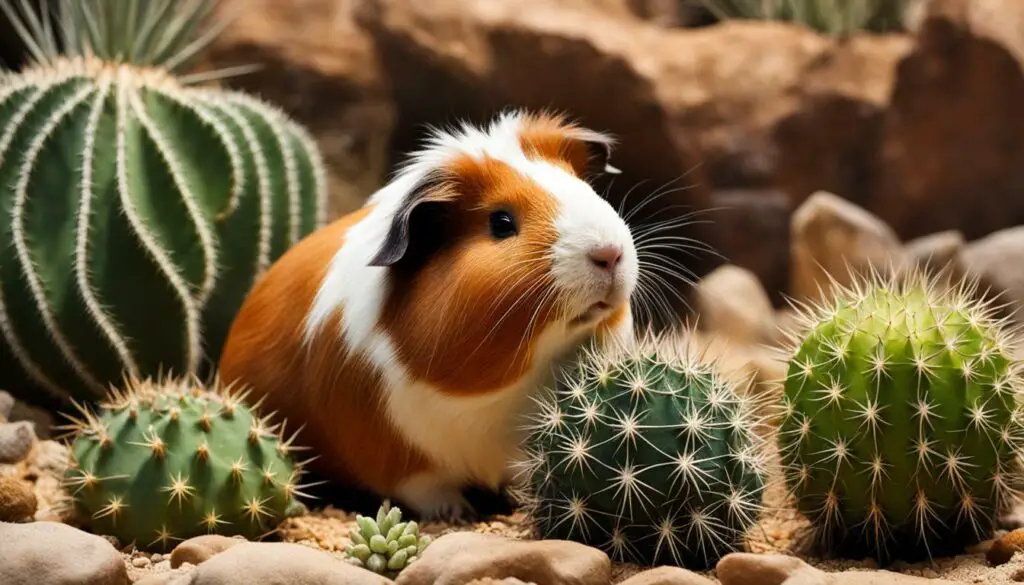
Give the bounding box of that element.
[3,0,1021,330]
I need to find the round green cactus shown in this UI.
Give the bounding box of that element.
[778,269,1024,562]
[513,333,769,569]
[61,374,314,552]
[0,0,327,409]
[344,501,432,577]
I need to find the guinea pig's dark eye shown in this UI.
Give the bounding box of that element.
[489,210,518,239]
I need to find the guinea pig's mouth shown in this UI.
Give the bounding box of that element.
[569,301,613,326]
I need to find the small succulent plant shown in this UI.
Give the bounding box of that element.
[778,267,1024,562]
[512,331,769,569]
[344,501,432,577]
[61,374,315,552]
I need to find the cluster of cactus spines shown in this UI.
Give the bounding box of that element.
[777,266,1024,562]
[59,373,318,552]
[695,0,914,35]
[344,501,432,577]
[0,0,328,409]
[511,331,770,569]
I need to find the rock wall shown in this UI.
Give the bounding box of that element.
[193,0,1024,315]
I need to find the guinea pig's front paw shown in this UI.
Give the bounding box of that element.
[395,473,477,524]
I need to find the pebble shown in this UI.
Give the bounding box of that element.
[28,440,69,475]
[140,542,393,584]
[171,535,245,568]
[152,554,164,563]
[0,421,36,464]
[618,566,716,585]
[393,531,609,585]
[715,553,963,584]
[0,520,128,585]
[0,476,36,522]
[988,528,1024,565]
[133,556,153,568]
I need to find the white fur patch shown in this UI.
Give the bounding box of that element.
[302,110,636,490]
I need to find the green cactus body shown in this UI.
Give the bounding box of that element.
[778,271,1024,562]
[63,375,312,552]
[344,501,432,578]
[514,334,768,569]
[0,2,327,409]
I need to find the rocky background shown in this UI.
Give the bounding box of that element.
[5,0,1024,583]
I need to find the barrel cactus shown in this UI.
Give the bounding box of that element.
[61,374,313,552]
[778,269,1024,562]
[513,333,769,569]
[0,0,327,409]
[344,501,432,577]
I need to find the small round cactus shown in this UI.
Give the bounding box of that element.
[513,332,769,569]
[61,374,314,552]
[344,501,431,577]
[778,268,1024,562]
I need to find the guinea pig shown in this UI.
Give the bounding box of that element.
[217,109,640,522]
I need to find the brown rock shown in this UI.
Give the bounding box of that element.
[180,542,392,585]
[203,0,396,219]
[716,552,963,584]
[618,566,716,585]
[696,264,776,345]
[872,0,1024,241]
[170,535,246,568]
[393,532,609,585]
[0,476,36,522]
[0,521,129,585]
[789,191,905,303]
[706,189,792,305]
[961,226,1024,323]
[464,580,536,585]
[988,528,1024,565]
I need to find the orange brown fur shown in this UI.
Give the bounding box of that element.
[517,112,597,176]
[218,206,432,493]
[378,154,563,396]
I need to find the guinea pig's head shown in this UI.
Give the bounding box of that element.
[368,110,638,391]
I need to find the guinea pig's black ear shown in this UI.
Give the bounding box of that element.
[368,173,457,268]
[566,126,621,178]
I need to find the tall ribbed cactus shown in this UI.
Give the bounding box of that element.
[0,0,328,408]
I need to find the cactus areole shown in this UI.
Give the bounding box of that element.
[778,270,1024,563]
[0,1,327,408]
[63,375,312,552]
[514,334,768,570]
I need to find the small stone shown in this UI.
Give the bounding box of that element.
[696,264,776,345]
[0,521,129,585]
[0,421,36,463]
[152,554,164,563]
[394,532,609,585]
[6,400,54,439]
[171,535,246,568]
[962,226,1024,324]
[0,390,13,420]
[619,566,716,585]
[28,440,69,475]
[133,556,153,568]
[182,542,392,584]
[789,191,905,304]
[716,552,963,584]
[0,476,36,522]
[988,528,1024,565]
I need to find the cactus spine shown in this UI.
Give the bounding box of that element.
[0,0,327,408]
[513,333,769,569]
[778,268,1024,562]
[62,374,315,552]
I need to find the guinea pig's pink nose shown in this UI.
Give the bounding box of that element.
[589,244,623,272]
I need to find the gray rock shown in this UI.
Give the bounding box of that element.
[0,391,13,421]
[0,520,128,585]
[0,422,35,464]
[962,226,1024,324]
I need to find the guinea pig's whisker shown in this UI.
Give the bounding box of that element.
[621,182,700,225]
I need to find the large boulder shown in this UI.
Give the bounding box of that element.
[203,0,397,219]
